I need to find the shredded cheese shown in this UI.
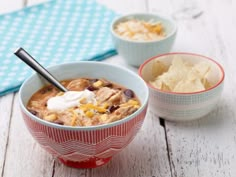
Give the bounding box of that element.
[114,19,166,41]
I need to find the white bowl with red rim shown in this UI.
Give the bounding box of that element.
[138,53,224,121]
[19,61,149,168]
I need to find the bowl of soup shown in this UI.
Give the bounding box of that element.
[19,61,149,168]
[139,53,224,121]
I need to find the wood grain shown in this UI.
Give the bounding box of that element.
[0,94,14,177]
[3,94,54,177]
[148,0,236,176]
[1,0,236,176]
[0,0,23,14]
[26,0,48,6]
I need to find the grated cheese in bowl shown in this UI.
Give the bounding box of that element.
[114,19,166,41]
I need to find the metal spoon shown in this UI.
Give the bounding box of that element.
[14,47,68,92]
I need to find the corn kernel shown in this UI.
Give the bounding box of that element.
[85,111,94,118]
[93,80,103,88]
[128,100,139,106]
[80,103,106,113]
[154,24,163,34]
[100,114,108,121]
[44,114,57,122]
[96,107,107,113]
[102,103,109,109]
[80,105,88,112]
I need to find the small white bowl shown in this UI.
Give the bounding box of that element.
[138,53,225,121]
[110,13,177,67]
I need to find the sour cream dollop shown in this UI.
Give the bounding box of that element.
[47,90,96,111]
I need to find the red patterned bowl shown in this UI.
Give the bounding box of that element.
[19,61,149,168]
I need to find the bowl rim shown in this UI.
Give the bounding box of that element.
[19,61,149,131]
[138,52,225,95]
[110,12,177,44]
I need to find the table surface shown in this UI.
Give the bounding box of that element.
[0,0,236,177]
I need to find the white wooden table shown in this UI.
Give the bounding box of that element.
[1,0,236,177]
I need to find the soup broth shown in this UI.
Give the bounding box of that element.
[27,78,141,127]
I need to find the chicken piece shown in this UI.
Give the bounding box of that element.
[67,79,90,91]
[120,92,128,103]
[107,91,123,105]
[105,105,138,123]
[56,110,78,126]
[95,87,117,103]
[80,117,93,126]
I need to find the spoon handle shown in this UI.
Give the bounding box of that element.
[14,47,68,92]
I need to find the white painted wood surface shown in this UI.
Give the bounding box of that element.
[0,0,236,177]
[0,0,23,14]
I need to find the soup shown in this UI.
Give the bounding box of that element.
[27,78,140,127]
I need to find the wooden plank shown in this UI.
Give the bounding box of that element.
[149,0,236,176]
[52,161,89,177]
[0,94,14,177]
[104,55,140,73]
[0,0,24,14]
[147,0,173,16]
[150,0,212,54]
[3,93,54,177]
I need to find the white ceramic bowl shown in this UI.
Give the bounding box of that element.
[138,53,224,121]
[111,13,177,67]
[19,61,149,168]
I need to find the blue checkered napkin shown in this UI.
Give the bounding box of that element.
[0,0,118,96]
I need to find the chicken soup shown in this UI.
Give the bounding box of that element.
[27,78,141,127]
